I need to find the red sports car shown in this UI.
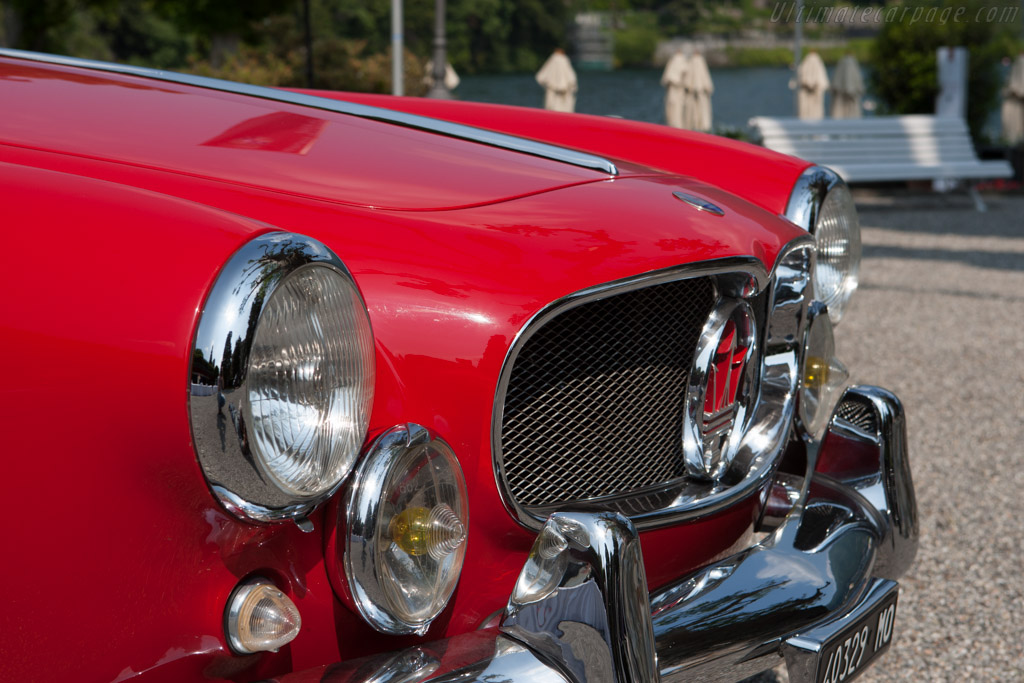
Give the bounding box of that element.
[0,48,916,683]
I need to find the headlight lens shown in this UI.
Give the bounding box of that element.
[189,233,374,524]
[343,424,469,635]
[813,182,861,324]
[247,264,374,498]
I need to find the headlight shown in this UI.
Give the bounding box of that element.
[189,232,374,524]
[342,424,468,635]
[784,166,861,324]
[813,183,861,322]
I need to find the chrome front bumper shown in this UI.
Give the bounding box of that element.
[280,386,918,683]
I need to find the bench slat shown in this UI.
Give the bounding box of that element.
[761,132,975,144]
[749,114,1011,183]
[771,142,977,156]
[780,153,980,164]
[751,115,968,136]
[829,160,1013,182]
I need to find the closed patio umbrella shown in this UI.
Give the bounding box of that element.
[661,50,687,129]
[683,51,713,132]
[1001,54,1024,145]
[424,60,460,91]
[831,54,864,119]
[797,51,829,120]
[536,49,577,113]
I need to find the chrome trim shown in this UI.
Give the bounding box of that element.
[783,166,861,325]
[672,191,725,216]
[279,631,571,683]
[756,472,803,532]
[492,257,764,531]
[492,237,814,532]
[224,576,297,655]
[682,298,758,481]
[501,511,658,683]
[283,387,916,682]
[649,384,918,681]
[783,165,842,232]
[820,386,919,579]
[828,418,876,443]
[342,424,468,635]
[188,232,371,524]
[0,47,619,177]
[782,578,899,683]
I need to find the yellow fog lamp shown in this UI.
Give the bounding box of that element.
[342,424,469,635]
[803,355,832,391]
[389,504,466,559]
[799,303,849,438]
[225,577,301,654]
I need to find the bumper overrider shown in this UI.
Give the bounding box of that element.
[280,385,917,683]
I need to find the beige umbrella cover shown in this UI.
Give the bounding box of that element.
[683,52,714,132]
[423,60,460,91]
[536,50,577,113]
[797,52,830,120]
[661,51,688,128]
[831,54,864,119]
[1001,54,1024,144]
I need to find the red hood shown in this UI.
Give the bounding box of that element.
[0,58,621,211]
[0,56,814,676]
[308,91,811,216]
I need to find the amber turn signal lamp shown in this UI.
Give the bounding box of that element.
[803,356,830,390]
[799,304,850,438]
[389,504,467,560]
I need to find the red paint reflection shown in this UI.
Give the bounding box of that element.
[203,111,327,155]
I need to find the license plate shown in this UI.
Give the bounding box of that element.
[816,594,898,683]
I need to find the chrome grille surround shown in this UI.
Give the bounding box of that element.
[492,237,816,531]
[501,276,717,508]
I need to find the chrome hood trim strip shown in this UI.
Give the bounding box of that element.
[0,48,619,177]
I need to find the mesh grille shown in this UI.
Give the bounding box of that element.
[834,397,878,435]
[499,278,716,509]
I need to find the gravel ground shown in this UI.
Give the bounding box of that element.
[748,189,1024,683]
[841,190,1024,682]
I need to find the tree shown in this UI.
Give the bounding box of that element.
[870,0,1020,142]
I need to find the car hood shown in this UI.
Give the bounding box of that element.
[0,57,619,211]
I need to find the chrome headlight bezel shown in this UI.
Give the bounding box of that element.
[784,166,861,324]
[188,232,375,524]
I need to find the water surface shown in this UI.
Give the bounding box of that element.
[457,67,809,133]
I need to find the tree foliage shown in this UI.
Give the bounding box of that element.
[1,0,574,88]
[869,0,1020,142]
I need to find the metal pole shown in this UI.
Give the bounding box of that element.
[793,0,803,116]
[391,0,404,96]
[428,0,450,99]
[304,0,314,88]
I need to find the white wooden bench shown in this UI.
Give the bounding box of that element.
[749,115,1013,211]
